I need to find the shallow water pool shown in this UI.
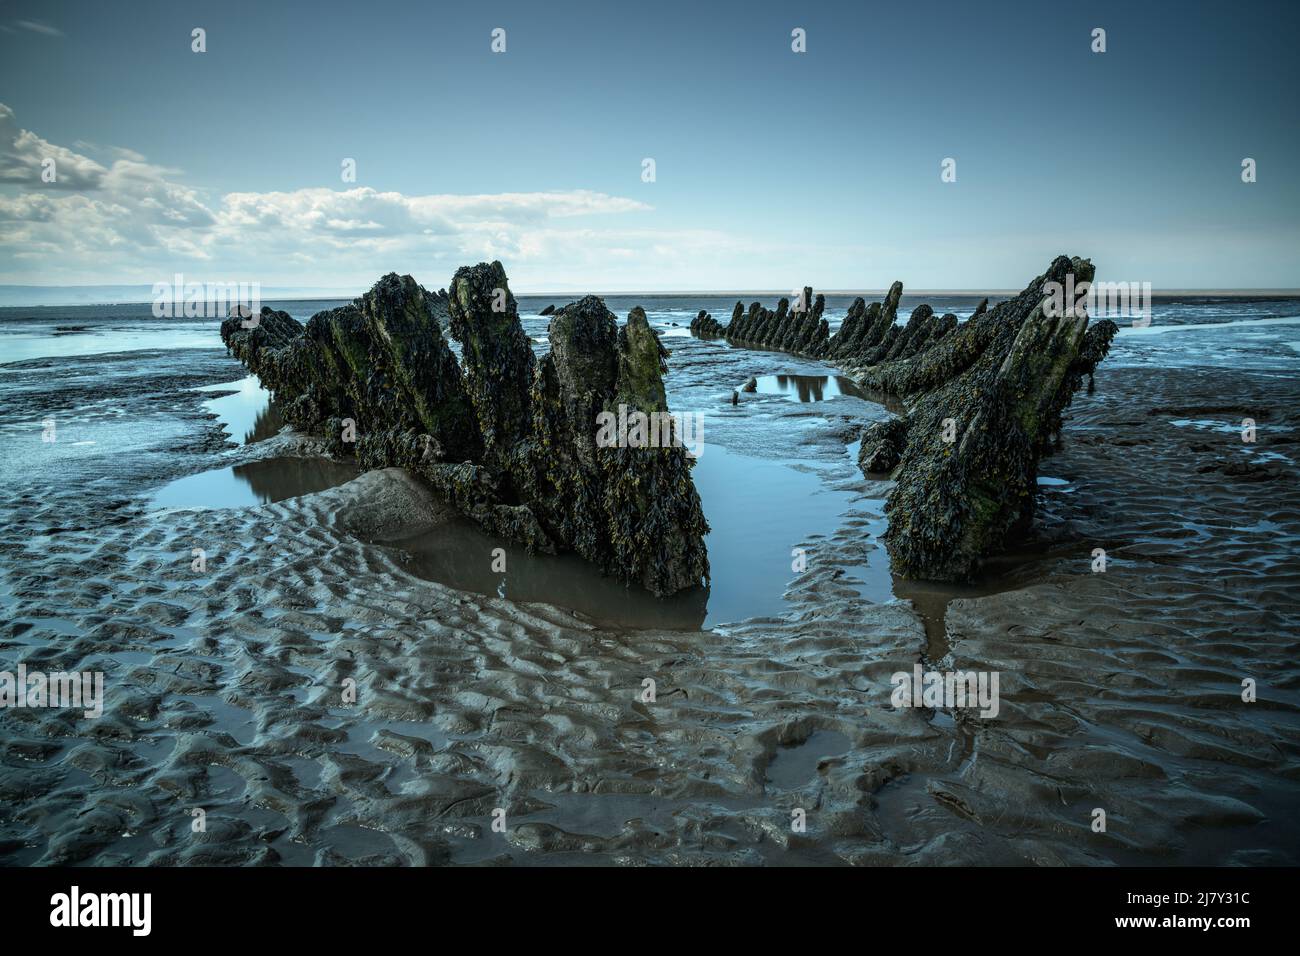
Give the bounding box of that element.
[149,457,361,510]
[750,373,866,402]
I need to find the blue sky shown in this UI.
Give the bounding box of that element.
[1,0,1297,292]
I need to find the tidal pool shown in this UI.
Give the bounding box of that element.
[765,729,854,790]
[152,383,871,630]
[149,380,356,509]
[149,457,361,510]
[198,376,284,445]
[751,373,866,402]
[391,442,863,630]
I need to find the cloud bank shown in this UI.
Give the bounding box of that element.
[0,102,759,291]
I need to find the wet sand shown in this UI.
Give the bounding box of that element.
[0,331,1297,865]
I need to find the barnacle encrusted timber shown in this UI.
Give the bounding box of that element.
[221,262,709,597]
[690,256,1118,581]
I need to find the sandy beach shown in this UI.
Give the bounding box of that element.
[1,298,1296,867]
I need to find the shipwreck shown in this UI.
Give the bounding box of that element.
[221,262,709,597]
[691,255,1118,582]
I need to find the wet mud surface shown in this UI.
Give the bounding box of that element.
[0,316,1297,866]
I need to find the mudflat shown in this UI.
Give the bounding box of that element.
[0,313,1295,864]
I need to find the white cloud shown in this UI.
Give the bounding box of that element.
[0,102,705,288]
[14,20,63,37]
[0,104,107,189]
[0,104,900,292]
[215,186,648,241]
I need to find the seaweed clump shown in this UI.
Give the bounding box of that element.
[221,262,709,596]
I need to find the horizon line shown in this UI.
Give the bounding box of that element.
[4,286,1300,308]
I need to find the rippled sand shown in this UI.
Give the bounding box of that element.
[1,342,1297,865]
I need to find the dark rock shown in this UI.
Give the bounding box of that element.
[220,274,480,464]
[448,261,535,464]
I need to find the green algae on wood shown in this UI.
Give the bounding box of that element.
[686,256,1118,582]
[222,263,709,597]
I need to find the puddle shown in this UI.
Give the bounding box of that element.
[890,578,967,661]
[844,447,1082,659]
[385,518,709,631]
[149,457,360,510]
[839,495,896,606]
[765,729,853,790]
[151,383,1040,640]
[751,374,866,402]
[691,444,860,625]
[390,443,859,630]
[199,376,284,445]
[891,546,1061,663]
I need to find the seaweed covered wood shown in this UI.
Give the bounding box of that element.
[685,256,1117,581]
[221,262,709,596]
[518,298,710,596]
[219,273,480,465]
[856,256,1117,581]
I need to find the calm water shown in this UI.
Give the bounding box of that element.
[150,457,361,510]
[751,373,866,402]
[196,376,285,444]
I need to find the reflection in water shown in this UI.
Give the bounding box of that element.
[393,443,861,630]
[765,729,853,790]
[692,443,859,626]
[386,521,710,631]
[241,402,285,444]
[199,376,284,445]
[851,385,909,415]
[236,457,359,503]
[752,374,866,403]
[150,457,360,509]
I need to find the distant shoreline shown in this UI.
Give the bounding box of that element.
[4,289,1300,308]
